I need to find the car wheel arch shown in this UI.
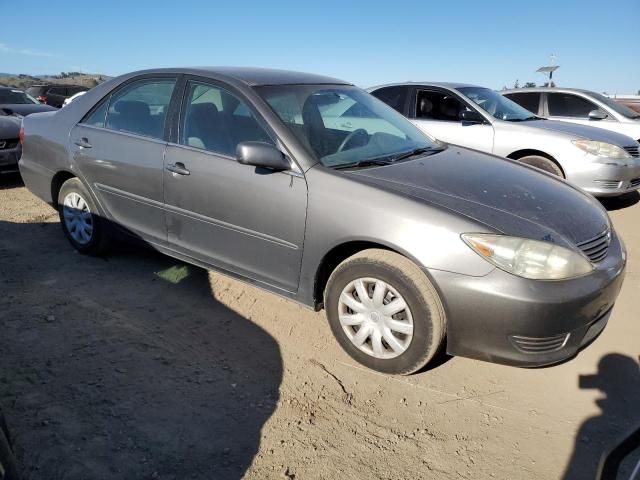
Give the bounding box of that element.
[51,170,77,209]
[312,239,430,310]
[506,149,565,176]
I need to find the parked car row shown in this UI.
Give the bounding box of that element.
[18,67,630,375]
[368,83,640,196]
[26,84,88,108]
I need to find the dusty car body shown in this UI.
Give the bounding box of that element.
[19,68,626,374]
[369,83,640,197]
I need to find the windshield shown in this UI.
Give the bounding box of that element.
[0,89,39,105]
[256,85,438,168]
[589,92,640,119]
[459,87,538,121]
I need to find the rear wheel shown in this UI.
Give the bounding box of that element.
[58,177,111,255]
[325,249,445,375]
[515,155,564,177]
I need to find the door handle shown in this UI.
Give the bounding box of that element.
[166,162,190,176]
[74,137,92,148]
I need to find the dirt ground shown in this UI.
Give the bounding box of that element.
[0,172,639,480]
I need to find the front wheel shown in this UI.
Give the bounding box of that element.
[324,249,446,375]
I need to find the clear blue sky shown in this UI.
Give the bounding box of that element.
[2,0,639,94]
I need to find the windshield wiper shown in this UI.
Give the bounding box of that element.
[392,146,444,162]
[332,159,395,170]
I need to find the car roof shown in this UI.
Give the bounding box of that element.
[122,67,352,87]
[501,87,599,95]
[368,81,482,91]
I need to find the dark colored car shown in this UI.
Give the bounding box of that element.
[19,67,626,375]
[0,87,56,174]
[26,84,88,108]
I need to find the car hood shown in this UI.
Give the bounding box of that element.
[348,146,610,248]
[0,103,57,116]
[0,116,21,139]
[517,118,637,145]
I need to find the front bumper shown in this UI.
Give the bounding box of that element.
[568,157,640,197]
[429,231,626,367]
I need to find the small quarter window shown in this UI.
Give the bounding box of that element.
[83,100,109,127]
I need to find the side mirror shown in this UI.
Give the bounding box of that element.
[588,109,608,121]
[236,141,290,171]
[460,109,484,124]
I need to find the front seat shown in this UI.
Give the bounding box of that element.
[183,103,233,155]
[302,95,330,158]
[439,97,461,121]
[418,97,434,118]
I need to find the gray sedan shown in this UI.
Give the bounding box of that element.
[369,83,640,196]
[20,68,625,374]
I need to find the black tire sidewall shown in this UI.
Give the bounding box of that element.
[57,178,105,254]
[518,155,564,178]
[326,260,437,375]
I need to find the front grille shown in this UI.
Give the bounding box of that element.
[630,178,640,188]
[594,180,622,189]
[0,139,19,150]
[509,333,569,353]
[623,145,640,157]
[576,229,611,263]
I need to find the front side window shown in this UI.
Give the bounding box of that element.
[180,81,273,156]
[459,87,538,122]
[257,85,437,168]
[504,92,541,115]
[547,93,598,118]
[586,92,640,120]
[416,90,468,121]
[105,78,176,140]
[0,89,39,104]
[370,86,408,114]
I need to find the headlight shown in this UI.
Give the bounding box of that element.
[572,140,631,159]
[462,234,593,280]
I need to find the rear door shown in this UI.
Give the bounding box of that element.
[410,88,494,152]
[163,77,308,292]
[70,75,178,245]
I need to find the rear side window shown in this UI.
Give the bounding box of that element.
[548,93,598,118]
[49,86,66,95]
[504,92,540,114]
[370,86,408,114]
[104,78,176,140]
[180,81,273,156]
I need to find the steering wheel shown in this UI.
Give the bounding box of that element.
[337,128,368,153]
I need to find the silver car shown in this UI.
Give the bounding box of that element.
[19,68,625,375]
[501,87,640,142]
[369,83,640,196]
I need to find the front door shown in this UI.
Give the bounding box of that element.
[411,89,494,153]
[163,79,307,292]
[70,76,177,244]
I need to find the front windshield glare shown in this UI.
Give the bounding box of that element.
[590,92,640,119]
[256,85,436,168]
[459,87,537,121]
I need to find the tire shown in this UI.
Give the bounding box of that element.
[515,155,564,177]
[0,409,19,480]
[324,249,446,375]
[57,177,111,255]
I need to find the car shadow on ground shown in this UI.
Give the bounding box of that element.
[0,173,23,190]
[563,354,640,480]
[0,219,283,480]
[598,191,640,211]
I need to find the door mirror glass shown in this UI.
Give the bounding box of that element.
[588,109,608,121]
[460,109,484,123]
[236,141,290,171]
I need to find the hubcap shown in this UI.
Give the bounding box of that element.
[62,192,93,245]
[338,277,414,359]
